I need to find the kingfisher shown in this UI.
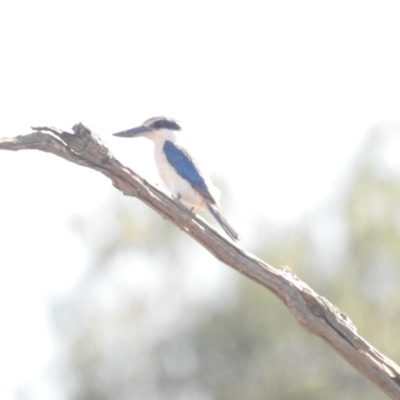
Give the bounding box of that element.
[112,116,239,241]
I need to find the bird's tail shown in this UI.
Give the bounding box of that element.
[207,203,239,241]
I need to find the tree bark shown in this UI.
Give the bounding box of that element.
[1,124,400,399]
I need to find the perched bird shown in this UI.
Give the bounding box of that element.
[112,116,239,241]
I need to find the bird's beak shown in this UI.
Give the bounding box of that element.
[112,125,151,138]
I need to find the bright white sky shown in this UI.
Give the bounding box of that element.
[1,1,400,399]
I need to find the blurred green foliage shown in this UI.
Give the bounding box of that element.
[52,130,400,400]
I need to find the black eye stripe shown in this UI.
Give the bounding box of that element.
[152,120,181,131]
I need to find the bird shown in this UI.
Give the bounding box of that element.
[112,116,239,241]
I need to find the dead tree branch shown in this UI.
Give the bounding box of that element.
[1,123,400,399]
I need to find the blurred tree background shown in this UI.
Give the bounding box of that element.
[49,126,400,400]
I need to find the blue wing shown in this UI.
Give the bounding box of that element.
[163,140,216,203]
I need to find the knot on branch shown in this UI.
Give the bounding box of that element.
[302,289,325,318]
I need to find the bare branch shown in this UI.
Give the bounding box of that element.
[1,124,400,399]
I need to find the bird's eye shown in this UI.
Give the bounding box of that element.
[152,120,181,131]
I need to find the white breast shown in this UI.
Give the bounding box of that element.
[153,141,206,209]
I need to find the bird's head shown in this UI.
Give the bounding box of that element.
[112,116,182,141]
